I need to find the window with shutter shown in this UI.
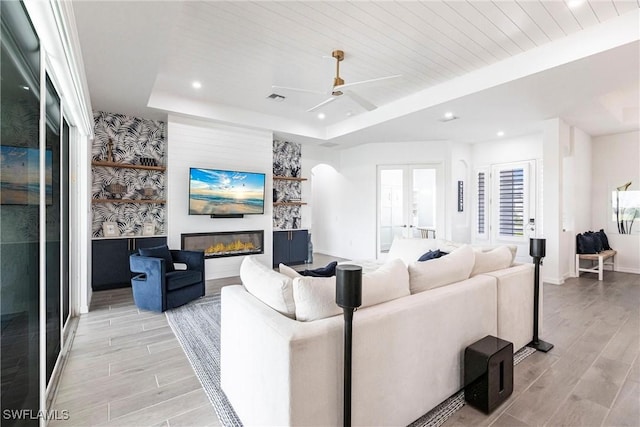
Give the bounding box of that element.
[478,172,486,234]
[498,168,525,236]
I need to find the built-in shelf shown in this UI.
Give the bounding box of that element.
[92,199,166,204]
[92,161,166,171]
[273,202,307,206]
[273,176,307,181]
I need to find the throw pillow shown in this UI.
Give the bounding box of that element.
[301,261,338,277]
[278,263,302,279]
[471,246,513,276]
[408,244,474,294]
[240,256,296,319]
[138,245,175,272]
[293,258,411,322]
[418,250,440,262]
[360,258,410,308]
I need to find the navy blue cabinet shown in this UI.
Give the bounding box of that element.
[92,236,166,291]
[273,230,308,268]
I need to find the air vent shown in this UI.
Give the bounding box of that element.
[267,93,286,102]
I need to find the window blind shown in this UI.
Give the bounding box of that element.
[477,172,485,234]
[499,168,524,236]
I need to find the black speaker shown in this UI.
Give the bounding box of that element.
[529,238,546,258]
[336,265,362,309]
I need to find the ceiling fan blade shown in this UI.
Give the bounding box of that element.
[271,85,326,95]
[306,96,339,113]
[334,74,402,91]
[343,90,377,111]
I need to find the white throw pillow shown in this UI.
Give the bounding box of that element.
[471,246,513,276]
[240,256,296,318]
[408,244,475,293]
[361,258,410,308]
[292,276,340,322]
[293,259,411,322]
[279,263,301,279]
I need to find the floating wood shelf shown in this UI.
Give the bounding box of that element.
[92,199,166,204]
[273,202,307,206]
[273,176,307,181]
[92,161,166,171]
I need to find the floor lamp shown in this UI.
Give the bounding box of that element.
[336,265,362,427]
[528,238,554,353]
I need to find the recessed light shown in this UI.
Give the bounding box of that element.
[267,93,285,102]
[444,111,454,119]
[19,85,30,91]
[497,131,505,137]
[192,81,202,89]
[566,0,585,9]
[346,111,353,117]
[317,113,326,120]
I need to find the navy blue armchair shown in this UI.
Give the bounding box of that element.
[129,249,205,312]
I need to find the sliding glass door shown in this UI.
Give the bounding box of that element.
[0,1,41,423]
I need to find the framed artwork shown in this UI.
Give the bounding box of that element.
[102,222,120,237]
[142,223,155,236]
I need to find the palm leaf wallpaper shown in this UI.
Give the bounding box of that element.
[273,140,303,229]
[91,111,166,237]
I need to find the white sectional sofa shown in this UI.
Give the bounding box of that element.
[220,238,538,426]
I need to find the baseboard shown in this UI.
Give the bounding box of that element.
[615,267,640,275]
[543,276,565,285]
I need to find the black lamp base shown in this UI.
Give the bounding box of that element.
[527,339,554,353]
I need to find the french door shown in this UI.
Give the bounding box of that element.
[377,164,444,257]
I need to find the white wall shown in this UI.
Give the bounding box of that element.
[562,127,592,277]
[591,131,640,274]
[314,141,450,260]
[167,115,273,279]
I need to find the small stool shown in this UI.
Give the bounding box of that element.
[464,335,513,414]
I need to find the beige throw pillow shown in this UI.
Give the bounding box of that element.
[293,258,411,322]
[279,263,302,278]
[240,256,296,318]
[408,244,475,294]
[471,246,513,276]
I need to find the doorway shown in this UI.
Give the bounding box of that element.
[377,164,444,257]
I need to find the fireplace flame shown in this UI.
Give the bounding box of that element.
[206,240,257,255]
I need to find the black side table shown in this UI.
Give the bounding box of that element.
[464,335,514,414]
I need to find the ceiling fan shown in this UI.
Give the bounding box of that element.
[273,50,401,113]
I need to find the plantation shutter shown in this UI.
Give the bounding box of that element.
[476,169,488,238]
[498,168,525,236]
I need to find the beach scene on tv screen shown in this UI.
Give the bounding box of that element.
[190,168,265,215]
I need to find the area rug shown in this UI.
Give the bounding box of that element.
[166,292,536,427]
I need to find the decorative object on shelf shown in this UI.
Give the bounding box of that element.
[106,138,114,162]
[335,265,362,427]
[106,182,127,199]
[142,223,155,236]
[138,187,157,200]
[528,238,553,353]
[102,222,120,237]
[139,157,158,167]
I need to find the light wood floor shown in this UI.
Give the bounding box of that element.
[51,266,639,427]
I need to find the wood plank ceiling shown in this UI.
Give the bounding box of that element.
[152,0,639,125]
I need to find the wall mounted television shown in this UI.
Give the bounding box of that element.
[189,167,266,216]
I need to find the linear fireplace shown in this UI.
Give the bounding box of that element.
[181,230,264,259]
